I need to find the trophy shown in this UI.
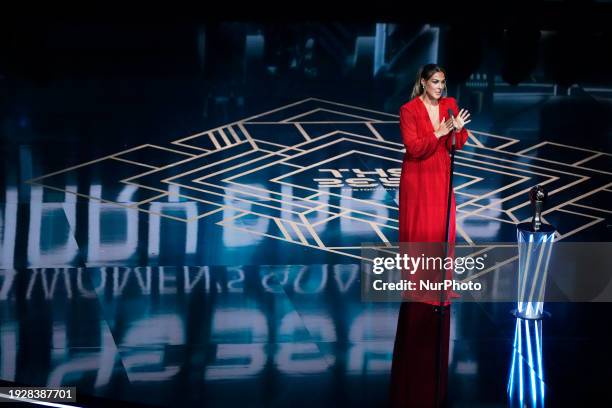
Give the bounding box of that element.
[514,186,556,319]
[530,186,547,232]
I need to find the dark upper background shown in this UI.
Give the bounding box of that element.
[2,0,612,165]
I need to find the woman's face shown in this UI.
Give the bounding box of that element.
[421,72,446,100]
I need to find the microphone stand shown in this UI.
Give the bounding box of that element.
[434,111,457,407]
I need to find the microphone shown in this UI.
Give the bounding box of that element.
[447,108,456,147]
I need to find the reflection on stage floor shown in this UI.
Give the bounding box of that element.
[1,96,611,406]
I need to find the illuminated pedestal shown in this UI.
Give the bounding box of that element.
[507,318,546,407]
[515,222,556,320]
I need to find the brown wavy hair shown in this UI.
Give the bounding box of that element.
[411,64,447,99]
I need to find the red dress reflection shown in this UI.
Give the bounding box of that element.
[390,96,468,407]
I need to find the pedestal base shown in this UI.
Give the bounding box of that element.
[511,309,551,320]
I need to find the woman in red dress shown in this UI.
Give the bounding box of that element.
[399,64,470,247]
[390,64,471,407]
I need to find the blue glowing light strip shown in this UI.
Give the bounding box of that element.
[525,319,537,406]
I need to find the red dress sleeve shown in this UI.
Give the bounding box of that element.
[400,105,438,160]
[444,97,469,151]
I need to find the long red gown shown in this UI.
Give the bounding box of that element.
[398,95,469,306]
[389,96,469,407]
[398,96,468,245]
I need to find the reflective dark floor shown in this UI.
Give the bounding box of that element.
[2,267,612,407]
[2,49,612,406]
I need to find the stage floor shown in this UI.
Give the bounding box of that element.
[1,94,611,406]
